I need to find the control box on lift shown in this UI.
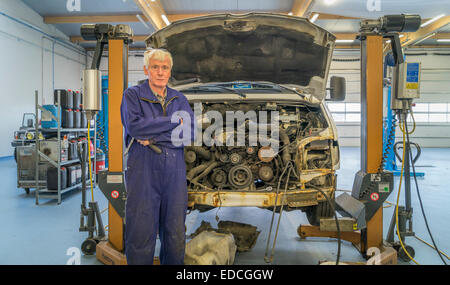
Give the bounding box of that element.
[391,62,421,109]
[399,62,421,99]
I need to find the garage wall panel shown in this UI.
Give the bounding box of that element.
[329,50,450,148]
[0,0,86,157]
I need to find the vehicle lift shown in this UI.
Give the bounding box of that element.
[78,15,423,265]
[77,23,133,264]
[298,14,422,262]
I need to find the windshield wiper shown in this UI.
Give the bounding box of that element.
[222,81,304,98]
[253,82,305,98]
[182,85,246,98]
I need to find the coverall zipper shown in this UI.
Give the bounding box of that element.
[140,96,178,116]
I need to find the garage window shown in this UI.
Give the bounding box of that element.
[327,102,450,124]
[326,102,360,123]
[409,103,450,123]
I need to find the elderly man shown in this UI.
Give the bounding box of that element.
[120,49,195,265]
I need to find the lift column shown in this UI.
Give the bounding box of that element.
[107,39,128,252]
[359,34,384,252]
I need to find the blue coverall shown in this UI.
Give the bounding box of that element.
[120,79,195,265]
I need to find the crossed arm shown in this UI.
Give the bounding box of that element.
[121,88,195,147]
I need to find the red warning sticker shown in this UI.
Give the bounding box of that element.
[111,190,119,199]
[370,192,379,202]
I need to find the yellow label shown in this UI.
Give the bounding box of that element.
[406,83,419,90]
[353,223,358,231]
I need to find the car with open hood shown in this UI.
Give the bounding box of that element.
[145,12,345,225]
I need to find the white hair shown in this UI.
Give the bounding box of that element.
[143,48,173,69]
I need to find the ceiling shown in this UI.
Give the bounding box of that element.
[21,0,450,50]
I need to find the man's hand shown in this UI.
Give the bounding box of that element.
[137,139,150,146]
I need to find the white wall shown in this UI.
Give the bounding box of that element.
[0,0,87,157]
[95,51,146,87]
[330,49,450,148]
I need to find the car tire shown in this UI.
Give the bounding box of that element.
[306,201,334,226]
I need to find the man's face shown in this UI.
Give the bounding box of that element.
[144,56,171,89]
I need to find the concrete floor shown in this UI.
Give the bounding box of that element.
[0,147,449,265]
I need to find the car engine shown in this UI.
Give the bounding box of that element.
[185,101,335,193]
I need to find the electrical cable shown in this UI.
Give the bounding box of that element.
[395,118,420,264]
[309,185,341,265]
[398,107,416,134]
[405,121,448,265]
[414,235,450,261]
[383,200,395,208]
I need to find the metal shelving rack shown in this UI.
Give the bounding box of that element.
[34,90,97,205]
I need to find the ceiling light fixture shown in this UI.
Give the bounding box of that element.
[335,39,354,43]
[420,14,445,28]
[288,12,293,16]
[136,14,150,29]
[324,0,337,6]
[310,13,319,23]
[437,39,450,42]
[161,14,170,25]
[414,32,436,45]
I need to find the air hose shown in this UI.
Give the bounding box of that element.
[359,113,398,199]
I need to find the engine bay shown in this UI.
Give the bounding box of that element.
[185,101,337,192]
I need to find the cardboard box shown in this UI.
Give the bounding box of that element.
[96,241,160,265]
[96,241,127,265]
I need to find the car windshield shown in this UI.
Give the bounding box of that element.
[180,81,302,97]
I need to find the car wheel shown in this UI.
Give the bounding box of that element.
[306,201,334,226]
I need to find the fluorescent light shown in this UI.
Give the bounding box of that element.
[414,33,436,45]
[437,39,450,42]
[421,14,445,28]
[161,14,170,25]
[399,34,404,38]
[336,39,354,43]
[310,13,319,23]
[288,12,293,16]
[136,14,150,29]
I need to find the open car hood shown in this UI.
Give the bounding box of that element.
[145,13,336,101]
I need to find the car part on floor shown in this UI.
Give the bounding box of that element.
[185,231,237,265]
